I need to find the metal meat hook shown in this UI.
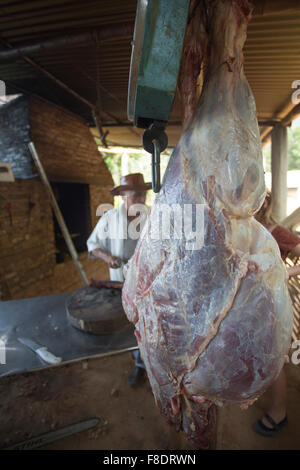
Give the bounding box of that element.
[152,139,161,193]
[142,122,168,193]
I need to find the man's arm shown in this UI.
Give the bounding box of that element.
[91,248,121,269]
[87,213,120,268]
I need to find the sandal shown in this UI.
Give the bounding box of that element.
[253,413,288,437]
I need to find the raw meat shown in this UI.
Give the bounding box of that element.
[122,0,293,448]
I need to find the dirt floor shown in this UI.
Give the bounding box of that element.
[216,362,300,450]
[0,352,299,450]
[0,352,196,450]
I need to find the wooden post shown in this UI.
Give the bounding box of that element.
[282,206,300,231]
[28,142,89,286]
[271,123,288,222]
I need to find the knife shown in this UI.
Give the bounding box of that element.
[17,337,62,365]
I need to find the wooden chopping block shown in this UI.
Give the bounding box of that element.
[66,283,130,335]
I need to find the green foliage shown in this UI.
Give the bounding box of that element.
[103,152,122,185]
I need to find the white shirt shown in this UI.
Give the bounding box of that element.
[87,203,147,281]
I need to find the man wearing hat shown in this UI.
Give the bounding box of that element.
[87,173,151,386]
[87,173,151,282]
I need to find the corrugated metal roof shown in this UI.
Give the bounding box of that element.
[0,0,299,146]
[0,0,137,127]
[245,10,300,121]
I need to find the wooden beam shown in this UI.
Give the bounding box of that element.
[1,37,139,136]
[281,102,300,127]
[260,125,273,144]
[260,102,300,146]
[281,207,300,230]
[28,142,89,286]
[258,120,281,127]
[1,36,94,110]
[0,23,134,63]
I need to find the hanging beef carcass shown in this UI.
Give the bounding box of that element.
[122,0,293,447]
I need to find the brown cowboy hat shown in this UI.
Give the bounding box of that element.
[110,173,152,196]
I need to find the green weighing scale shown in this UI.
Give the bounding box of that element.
[127,0,190,192]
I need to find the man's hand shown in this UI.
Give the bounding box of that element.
[91,249,121,269]
[107,255,122,269]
